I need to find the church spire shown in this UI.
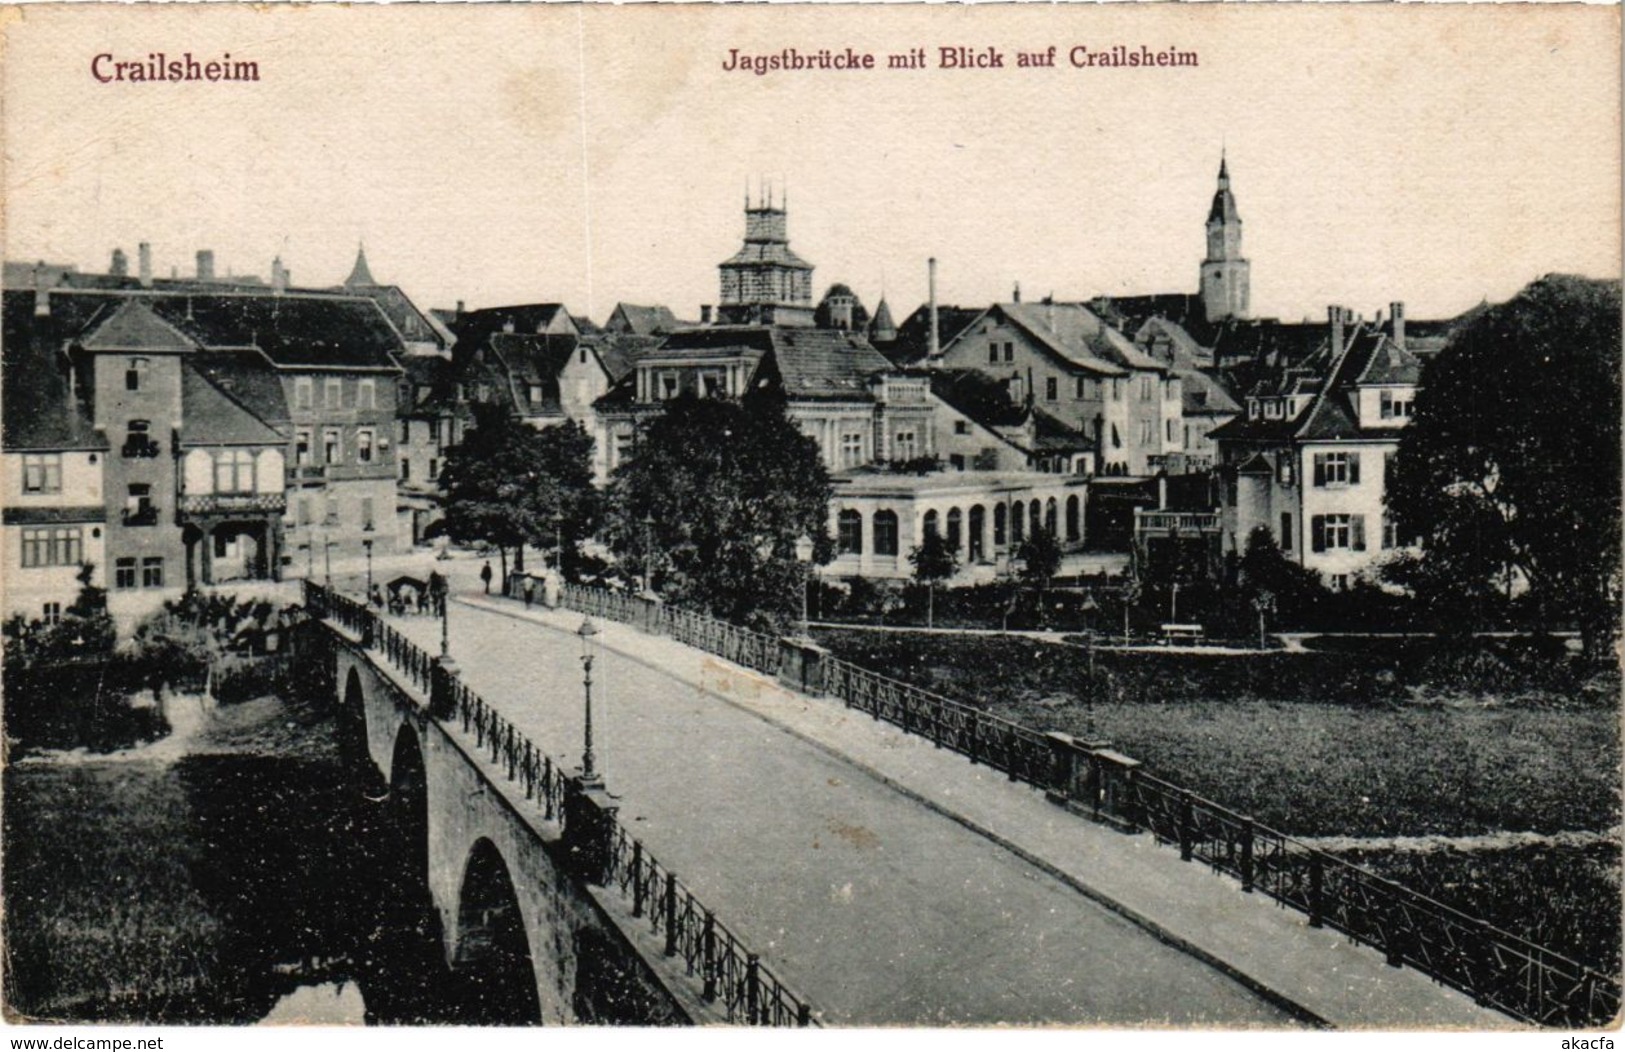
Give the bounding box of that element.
[344,244,376,288]
[1200,153,1249,323]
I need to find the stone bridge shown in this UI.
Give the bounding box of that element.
[297,581,1534,1029]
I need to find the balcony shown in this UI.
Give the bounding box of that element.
[287,464,326,483]
[121,505,160,527]
[178,492,287,517]
[121,438,162,459]
[1134,510,1221,535]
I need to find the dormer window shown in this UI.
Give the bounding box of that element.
[659,372,680,400]
[529,384,543,404]
[1380,389,1413,420]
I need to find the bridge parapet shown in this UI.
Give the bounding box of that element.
[303,579,820,1027]
[534,579,1622,1029]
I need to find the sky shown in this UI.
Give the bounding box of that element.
[3,3,1619,326]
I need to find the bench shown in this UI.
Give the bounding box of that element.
[1160,623,1205,645]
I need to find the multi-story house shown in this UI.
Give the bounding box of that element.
[2,291,109,624]
[936,300,1179,477]
[1211,305,1424,588]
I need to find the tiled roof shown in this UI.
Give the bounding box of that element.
[1178,367,1241,417]
[1,291,107,451]
[767,327,894,400]
[180,354,289,446]
[885,304,983,367]
[80,298,198,352]
[1030,408,1095,452]
[997,302,1147,375]
[342,284,449,349]
[451,304,578,351]
[581,332,660,383]
[721,243,813,270]
[607,303,680,336]
[146,293,405,370]
[929,368,1028,428]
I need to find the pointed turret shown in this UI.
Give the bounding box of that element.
[344,244,376,288]
[869,296,898,342]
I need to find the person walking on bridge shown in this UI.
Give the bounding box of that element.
[428,569,448,618]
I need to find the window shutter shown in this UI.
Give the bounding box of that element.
[1311,515,1326,552]
[1313,455,1326,487]
[1352,515,1366,551]
[1348,452,1361,485]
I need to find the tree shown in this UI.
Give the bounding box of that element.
[1235,526,1324,632]
[2,563,115,665]
[908,528,958,628]
[604,394,831,625]
[1387,275,1622,657]
[439,404,598,581]
[1017,524,1062,588]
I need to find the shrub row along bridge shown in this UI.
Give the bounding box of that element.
[302,579,1540,1027]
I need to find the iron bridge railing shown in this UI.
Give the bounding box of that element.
[541,579,1621,1029]
[303,579,818,1026]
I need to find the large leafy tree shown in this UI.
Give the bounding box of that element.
[908,528,958,629]
[604,393,831,625]
[1387,275,1622,657]
[439,403,599,580]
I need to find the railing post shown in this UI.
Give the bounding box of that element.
[543,756,555,821]
[663,873,679,957]
[632,841,646,918]
[360,610,376,649]
[797,1003,811,1027]
[1178,789,1194,862]
[1240,816,1255,893]
[702,910,718,1001]
[1309,854,1325,928]
[746,954,761,1024]
[430,654,459,721]
[562,774,619,886]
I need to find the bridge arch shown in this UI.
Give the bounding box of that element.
[390,723,431,897]
[339,666,386,793]
[454,837,543,1025]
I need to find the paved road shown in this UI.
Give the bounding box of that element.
[385,598,1296,1027]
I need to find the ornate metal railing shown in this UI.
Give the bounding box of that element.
[606,826,816,1026]
[304,578,817,1026]
[541,579,1621,1028]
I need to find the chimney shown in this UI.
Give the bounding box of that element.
[1328,305,1345,357]
[700,304,713,325]
[110,248,128,278]
[34,283,50,318]
[1390,301,1406,351]
[927,257,939,360]
[1013,281,1021,304]
[271,256,288,294]
[138,242,153,288]
[196,249,215,281]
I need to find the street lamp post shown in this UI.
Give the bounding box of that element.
[1081,590,1100,741]
[552,512,564,573]
[323,534,333,587]
[1170,581,1181,624]
[439,583,451,658]
[363,533,374,596]
[578,618,600,784]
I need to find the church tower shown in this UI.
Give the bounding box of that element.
[1199,155,1250,323]
[717,184,815,327]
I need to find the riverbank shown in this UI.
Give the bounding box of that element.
[3,689,373,1023]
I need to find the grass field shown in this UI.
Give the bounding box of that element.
[815,630,1621,839]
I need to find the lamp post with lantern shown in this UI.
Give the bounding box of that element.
[578,617,601,786]
[793,535,815,641]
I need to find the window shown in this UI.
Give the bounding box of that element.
[214,449,254,493]
[946,508,963,551]
[124,483,155,526]
[1111,379,1124,401]
[400,457,411,481]
[1139,419,1154,445]
[700,371,725,398]
[840,433,864,469]
[579,347,588,365]
[1279,458,1295,486]
[1329,574,1350,592]
[324,496,340,526]
[115,558,137,589]
[295,377,313,409]
[1380,390,1413,419]
[357,429,374,464]
[1311,513,1366,552]
[476,384,490,402]
[1004,342,1014,364]
[923,509,940,539]
[954,420,970,436]
[893,431,918,462]
[21,453,62,494]
[141,557,164,589]
[988,343,1000,365]
[1166,419,1175,442]
[994,503,1007,546]
[361,496,375,531]
[1312,451,1361,487]
[325,379,343,408]
[358,379,376,410]
[1281,512,1293,552]
[400,419,411,443]
[123,420,158,458]
[1382,513,1398,550]
[42,602,62,626]
[1075,376,1098,400]
[295,429,312,466]
[298,497,312,526]
[1110,423,1122,450]
[873,510,899,556]
[529,384,543,404]
[125,357,149,392]
[1264,401,1282,419]
[658,373,679,400]
[1066,495,1081,542]
[21,527,81,568]
[1139,376,1155,402]
[1046,377,1058,402]
[837,509,863,554]
[428,458,439,480]
[324,428,342,465]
